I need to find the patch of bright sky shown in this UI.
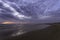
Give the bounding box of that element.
[44,0,60,12]
[48,0,60,11]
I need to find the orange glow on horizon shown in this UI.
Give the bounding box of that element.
[2,21,16,24]
[1,21,31,24]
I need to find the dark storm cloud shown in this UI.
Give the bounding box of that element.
[0,14,14,19]
[0,0,60,23]
[0,13,19,22]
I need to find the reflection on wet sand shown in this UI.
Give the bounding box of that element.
[0,23,59,40]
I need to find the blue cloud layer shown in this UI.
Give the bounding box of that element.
[0,0,60,23]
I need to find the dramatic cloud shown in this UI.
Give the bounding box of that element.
[0,0,60,23]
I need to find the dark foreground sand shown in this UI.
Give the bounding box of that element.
[4,23,59,40]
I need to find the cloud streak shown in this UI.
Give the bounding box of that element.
[0,0,31,21]
[0,0,60,23]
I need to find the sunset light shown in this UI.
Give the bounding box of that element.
[2,21,16,24]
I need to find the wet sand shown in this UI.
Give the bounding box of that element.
[0,23,59,40]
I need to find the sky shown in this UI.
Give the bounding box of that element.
[0,0,60,23]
